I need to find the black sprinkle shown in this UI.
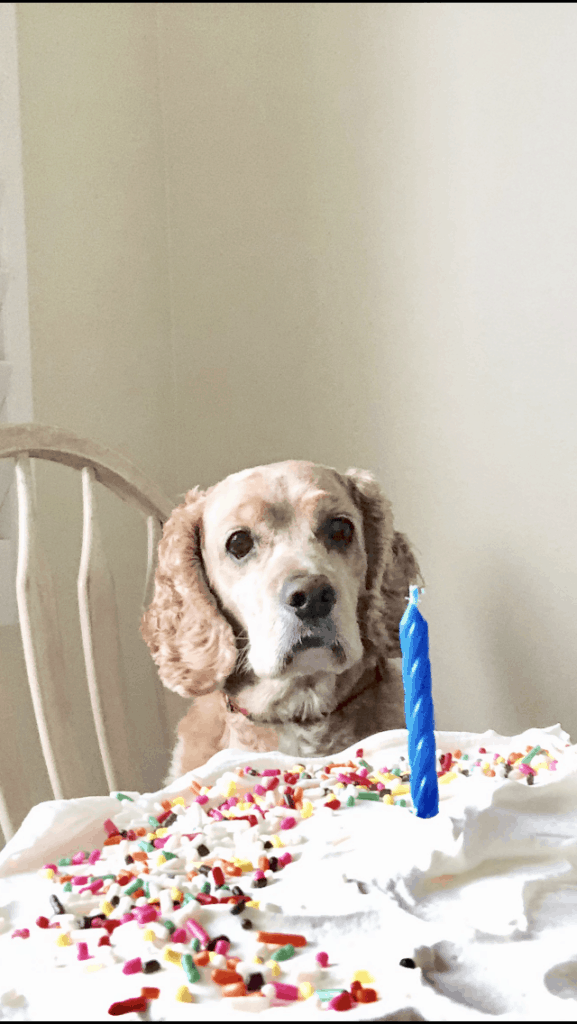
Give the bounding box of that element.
[401,774,410,783]
[231,886,244,896]
[356,881,370,895]
[268,856,279,872]
[163,813,177,828]
[527,773,535,785]
[284,794,295,808]
[263,840,273,850]
[120,830,128,838]
[241,918,253,930]
[400,957,416,969]
[196,843,210,858]
[198,865,211,876]
[247,972,264,991]
[110,896,120,908]
[460,769,470,777]
[50,895,65,916]
[124,855,134,865]
[230,900,248,915]
[82,916,93,930]
[253,877,267,889]
[143,960,161,974]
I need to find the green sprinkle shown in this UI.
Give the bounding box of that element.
[182,893,195,905]
[162,851,178,861]
[359,759,373,771]
[63,882,72,892]
[143,881,150,899]
[346,795,355,807]
[125,880,143,896]
[57,857,72,867]
[357,791,380,801]
[191,938,200,952]
[94,875,116,882]
[391,767,402,776]
[461,754,469,760]
[271,944,295,961]
[148,816,161,830]
[115,793,134,802]
[316,989,346,1000]
[200,881,210,894]
[182,953,200,983]
[138,841,155,853]
[163,920,176,934]
[399,799,407,807]
[521,745,541,765]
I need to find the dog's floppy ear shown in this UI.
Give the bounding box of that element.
[344,468,423,659]
[140,487,237,697]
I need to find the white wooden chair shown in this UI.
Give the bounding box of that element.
[0,424,175,843]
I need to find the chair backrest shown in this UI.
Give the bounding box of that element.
[0,424,175,842]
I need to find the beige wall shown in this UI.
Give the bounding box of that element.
[3,2,577,834]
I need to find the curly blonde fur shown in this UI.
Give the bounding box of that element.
[141,461,423,780]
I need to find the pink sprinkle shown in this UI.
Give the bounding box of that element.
[245,793,255,803]
[153,837,169,848]
[316,951,329,967]
[195,794,209,804]
[88,850,101,865]
[280,816,296,830]
[228,796,238,807]
[493,753,500,761]
[42,863,58,872]
[136,906,158,923]
[72,876,88,886]
[80,879,103,895]
[279,852,292,867]
[253,870,265,880]
[356,748,363,757]
[376,782,385,791]
[208,809,224,820]
[254,785,266,796]
[71,851,85,865]
[270,981,299,1001]
[358,767,369,778]
[172,928,188,943]
[91,917,105,928]
[11,929,29,939]
[102,818,118,837]
[186,919,210,945]
[77,942,92,961]
[215,938,230,955]
[262,769,281,777]
[337,774,353,784]
[122,957,142,975]
[519,764,536,776]
[120,913,135,924]
[550,761,558,771]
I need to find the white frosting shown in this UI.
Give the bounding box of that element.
[1,725,577,1021]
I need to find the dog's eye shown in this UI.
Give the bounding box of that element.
[324,517,354,548]
[226,530,254,560]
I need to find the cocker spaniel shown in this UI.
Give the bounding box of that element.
[141,461,422,781]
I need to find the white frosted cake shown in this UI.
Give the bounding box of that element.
[1,725,577,1021]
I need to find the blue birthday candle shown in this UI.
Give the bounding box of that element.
[399,586,439,819]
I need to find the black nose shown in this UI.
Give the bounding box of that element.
[281,575,337,620]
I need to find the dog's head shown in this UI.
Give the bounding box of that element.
[141,461,422,702]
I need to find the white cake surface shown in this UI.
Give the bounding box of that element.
[1,725,577,1021]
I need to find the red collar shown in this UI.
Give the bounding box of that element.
[224,662,383,724]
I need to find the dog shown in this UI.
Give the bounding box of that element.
[140,460,422,781]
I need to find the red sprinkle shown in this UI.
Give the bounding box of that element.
[108,997,148,1016]
[478,747,486,754]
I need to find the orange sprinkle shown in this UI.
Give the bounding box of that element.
[212,969,243,986]
[103,835,122,847]
[141,987,160,1000]
[131,888,145,900]
[222,982,248,997]
[256,931,307,947]
[193,951,210,967]
[135,828,147,837]
[258,856,270,872]
[161,799,172,812]
[132,852,148,863]
[453,749,462,759]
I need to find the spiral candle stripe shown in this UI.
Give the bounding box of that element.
[399,586,439,819]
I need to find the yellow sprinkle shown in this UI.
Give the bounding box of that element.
[390,783,411,795]
[373,772,389,784]
[300,800,314,818]
[267,960,282,977]
[270,834,284,848]
[299,981,314,999]
[142,928,156,942]
[155,827,169,838]
[384,772,397,782]
[56,933,73,946]
[438,772,457,785]
[146,833,157,842]
[200,786,210,795]
[84,962,104,973]
[156,854,167,867]
[333,782,345,790]
[246,900,260,909]
[164,948,182,965]
[170,888,183,902]
[382,795,394,805]
[41,868,55,880]
[252,955,264,965]
[171,797,185,807]
[175,984,193,1003]
[100,900,114,917]
[208,951,217,963]
[352,969,375,984]
[496,756,506,764]
[232,858,253,871]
